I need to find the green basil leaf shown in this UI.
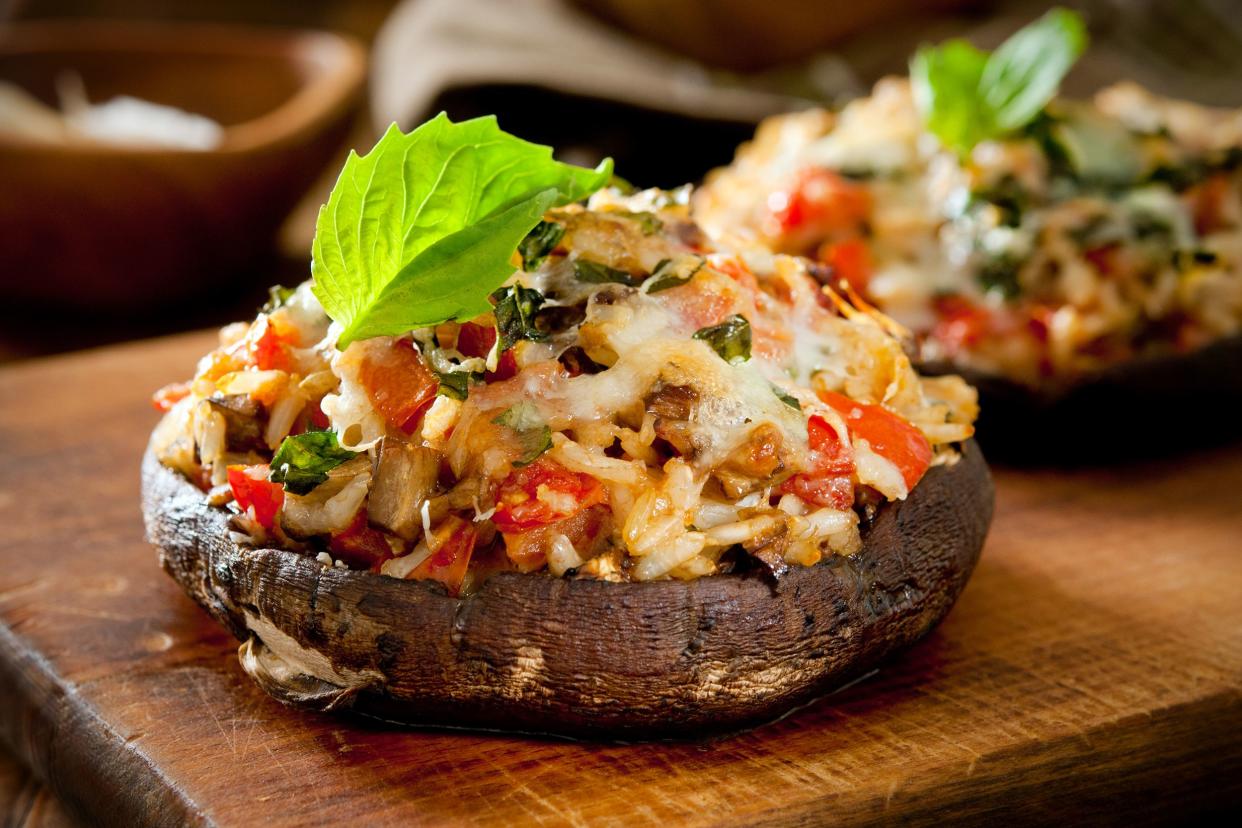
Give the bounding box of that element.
[311,115,613,347]
[261,284,297,314]
[611,210,662,235]
[911,39,991,156]
[492,284,548,351]
[646,257,705,293]
[436,369,477,400]
[270,431,359,495]
[693,315,752,364]
[518,220,565,272]
[911,8,1087,156]
[771,384,802,410]
[492,402,552,466]
[574,258,642,287]
[982,8,1087,133]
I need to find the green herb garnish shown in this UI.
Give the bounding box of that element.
[435,369,477,400]
[977,254,1023,299]
[491,284,549,351]
[518,220,565,272]
[693,315,752,364]
[911,8,1087,156]
[1172,249,1219,271]
[612,210,662,235]
[311,114,613,347]
[493,402,552,466]
[261,284,296,314]
[771,384,801,410]
[270,430,359,495]
[646,257,705,293]
[574,258,642,287]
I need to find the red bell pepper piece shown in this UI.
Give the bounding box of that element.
[817,391,932,490]
[227,464,284,530]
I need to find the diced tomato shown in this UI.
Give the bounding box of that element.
[357,339,439,433]
[151,381,191,412]
[492,457,607,534]
[329,509,395,571]
[501,503,611,573]
[487,349,519,382]
[1025,304,1056,345]
[779,414,855,510]
[771,168,871,241]
[456,320,518,381]
[817,391,932,490]
[932,295,993,356]
[411,516,478,597]
[307,399,331,430]
[456,321,497,358]
[226,464,284,530]
[817,238,872,294]
[1084,244,1120,276]
[248,314,296,372]
[1191,173,1231,235]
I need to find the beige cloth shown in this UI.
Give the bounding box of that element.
[370,0,862,131]
[371,0,1242,137]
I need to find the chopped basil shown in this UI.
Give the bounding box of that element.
[491,284,549,351]
[1173,249,1218,271]
[270,430,359,495]
[771,384,802,410]
[693,315,752,364]
[435,369,477,400]
[574,258,643,287]
[977,254,1023,299]
[613,210,662,235]
[646,257,705,293]
[518,220,565,272]
[261,284,296,314]
[493,402,552,466]
[969,176,1028,228]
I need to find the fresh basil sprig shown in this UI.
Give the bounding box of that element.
[311,114,613,347]
[911,8,1087,156]
[270,430,359,495]
[693,315,752,364]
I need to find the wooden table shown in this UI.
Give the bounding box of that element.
[0,332,1239,826]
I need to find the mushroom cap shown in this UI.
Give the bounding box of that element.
[923,335,1242,464]
[142,439,992,739]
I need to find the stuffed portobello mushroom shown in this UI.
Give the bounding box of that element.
[143,115,991,738]
[696,10,1242,460]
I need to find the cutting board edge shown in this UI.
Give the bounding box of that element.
[736,687,1242,826]
[0,620,211,828]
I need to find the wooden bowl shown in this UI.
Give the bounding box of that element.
[571,0,976,72]
[142,441,992,739]
[0,21,366,313]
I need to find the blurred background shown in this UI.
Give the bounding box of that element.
[2,0,1242,366]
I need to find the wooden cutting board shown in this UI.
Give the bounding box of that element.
[0,333,1239,827]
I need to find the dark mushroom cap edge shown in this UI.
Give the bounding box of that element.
[141,439,993,739]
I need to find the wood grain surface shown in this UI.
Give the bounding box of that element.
[0,332,1240,826]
